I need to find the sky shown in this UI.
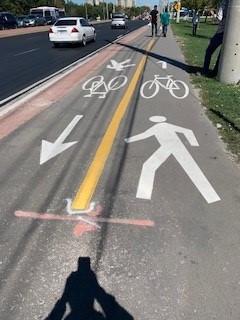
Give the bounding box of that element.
[72,0,162,9]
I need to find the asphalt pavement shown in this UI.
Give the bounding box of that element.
[1,24,240,320]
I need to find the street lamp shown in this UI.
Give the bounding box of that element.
[102,0,106,20]
[85,1,88,20]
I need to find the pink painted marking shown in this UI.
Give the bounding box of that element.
[74,223,97,236]
[86,204,103,216]
[15,211,155,227]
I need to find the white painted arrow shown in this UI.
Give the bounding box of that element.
[40,115,83,165]
[157,60,167,69]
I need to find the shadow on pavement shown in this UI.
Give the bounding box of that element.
[113,40,202,75]
[45,257,134,320]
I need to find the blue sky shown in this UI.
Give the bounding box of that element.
[72,0,159,9]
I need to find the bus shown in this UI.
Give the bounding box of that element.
[29,6,65,24]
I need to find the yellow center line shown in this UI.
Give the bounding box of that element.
[71,39,155,210]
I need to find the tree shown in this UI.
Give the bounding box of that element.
[0,0,148,19]
[181,0,222,10]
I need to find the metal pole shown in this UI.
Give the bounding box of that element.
[217,0,240,84]
[102,0,105,20]
[85,1,88,20]
[176,1,181,23]
[106,2,109,20]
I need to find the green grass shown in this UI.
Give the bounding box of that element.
[171,19,240,163]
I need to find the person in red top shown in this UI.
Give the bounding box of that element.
[150,5,158,37]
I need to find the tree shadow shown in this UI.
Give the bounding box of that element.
[209,108,240,132]
[184,33,212,40]
[108,40,203,75]
[45,257,134,320]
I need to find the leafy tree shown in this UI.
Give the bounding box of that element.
[0,0,149,19]
[181,0,222,10]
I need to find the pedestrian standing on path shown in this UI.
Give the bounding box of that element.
[197,0,229,77]
[160,8,170,37]
[192,10,200,36]
[150,5,158,37]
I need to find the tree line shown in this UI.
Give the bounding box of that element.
[0,0,148,19]
[180,0,222,10]
[0,0,222,18]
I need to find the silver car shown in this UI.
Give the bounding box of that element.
[24,14,47,27]
[111,14,128,29]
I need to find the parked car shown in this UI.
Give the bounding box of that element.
[111,14,128,29]
[49,17,96,48]
[44,15,57,25]
[24,14,47,27]
[0,12,18,30]
[16,15,27,28]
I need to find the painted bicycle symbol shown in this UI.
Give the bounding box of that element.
[140,75,189,99]
[82,75,128,99]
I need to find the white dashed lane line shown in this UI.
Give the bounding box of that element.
[14,48,40,56]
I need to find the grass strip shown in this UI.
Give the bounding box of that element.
[171,19,240,163]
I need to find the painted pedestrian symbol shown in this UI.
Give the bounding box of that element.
[106,59,135,71]
[125,116,220,204]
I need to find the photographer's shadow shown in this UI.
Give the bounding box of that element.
[45,257,133,320]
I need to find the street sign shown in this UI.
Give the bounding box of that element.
[174,2,181,11]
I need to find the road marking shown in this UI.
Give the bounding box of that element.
[125,116,220,204]
[140,75,189,99]
[106,59,135,71]
[71,39,155,211]
[14,48,39,56]
[40,115,83,165]
[82,75,127,99]
[15,211,154,226]
[157,60,167,69]
[27,36,42,40]
[15,210,154,236]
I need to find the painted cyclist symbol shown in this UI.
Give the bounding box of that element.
[82,75,127,99]
[140,75,189,99]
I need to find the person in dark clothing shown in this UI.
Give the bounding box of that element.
[192,11,199,36]
[150,5,158,36]
[197,0,229,77]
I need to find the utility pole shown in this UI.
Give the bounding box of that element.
[103,0,106,20]
[113,1,115,14]
[106,2,109,20]
[85,1,88,20]
[172,1,181,23]
[217,0,240,84]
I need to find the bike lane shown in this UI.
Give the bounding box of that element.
[1,25,240,320]
[114,28,240,318]
[0,27,156,320]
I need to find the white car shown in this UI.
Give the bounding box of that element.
[49,17,96,48]
[111,14,128,29]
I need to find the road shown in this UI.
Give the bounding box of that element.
[1,23,240,320]
[0,20,146,103]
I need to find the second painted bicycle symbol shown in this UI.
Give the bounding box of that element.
[140,75,189,99]
[82,75,128,99]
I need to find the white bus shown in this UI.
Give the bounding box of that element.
[30,6,65,24]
